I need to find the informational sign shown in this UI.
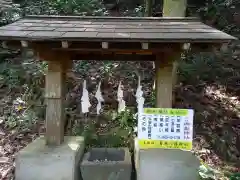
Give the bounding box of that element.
[138,108,194,150]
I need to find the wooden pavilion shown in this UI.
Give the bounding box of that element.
[0,15,237,147]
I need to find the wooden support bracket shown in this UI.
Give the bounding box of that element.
[1,41,7,48]
[102,42,109,49]
[62,41,69,48]
[21,41,28,48]
[141,42,149,50]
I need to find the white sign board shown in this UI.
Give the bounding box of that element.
[138,108,194,150]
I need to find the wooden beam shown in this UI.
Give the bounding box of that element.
[2,40,185,53]
[31,41,181,51]
[52,47,176,54]
[26,15,199,21]
[1,40,21,49]
[44,54,71,146]
[190,43,221,52]
[71,53,156,61]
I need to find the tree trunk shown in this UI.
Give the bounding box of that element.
[144,0,153,17]
[163,0,187,17]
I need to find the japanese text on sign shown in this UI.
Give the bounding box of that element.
[138,140,192,150]
[138,108,194,150]
[144,108,188,116]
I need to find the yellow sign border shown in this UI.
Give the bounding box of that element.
[143,108,189,116]
[138,139,192,150]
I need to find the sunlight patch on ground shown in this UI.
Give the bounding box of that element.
[204,85,240,117]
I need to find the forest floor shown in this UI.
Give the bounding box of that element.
[0,46,239,179]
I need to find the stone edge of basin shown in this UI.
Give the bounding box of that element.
[80,147,132,166]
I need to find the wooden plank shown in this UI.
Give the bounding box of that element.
[0,31,33,37]
[28,40,181,50]
[0,26,219,34]
[66,21,92,25]
[41,20,68,24]
[17,18,203,25]
[0,26,28,31]
[25,27,56,31]
[129,32,235,40]
[53,48,155,53]
[52,27,214,32]
[28,31,64,37]
[9,19,206,29]
[15,23,50,27]
[29,41,218,54]
[75,24,103,28]
[97,32,131,38]
[25,15,199,21]
[97,32,234,41]
[108,42,142,49]
[91,24,210,29]
[48,23,77,27]
[20,19,44,23]
[55,28,86,32]
[114,28,219,33]
[107,25,210,29]
[91,21,203,25]
[71,53,156,61]
[85,28,115,32]
[0,33,233,43]
[62,32,98,38]
[9,23,214,30]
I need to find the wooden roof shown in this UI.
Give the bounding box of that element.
[0,0,13,9]
[0,15,237,43]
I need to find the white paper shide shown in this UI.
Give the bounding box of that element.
[95,81,104,115]
[135,77,145,114]
[81,80,91,113]
[117,81,126,113]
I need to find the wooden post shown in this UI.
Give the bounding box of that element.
[155,54,175,108]
[42,52,71,146]
[155,65,173,108]
[162,0,187,106]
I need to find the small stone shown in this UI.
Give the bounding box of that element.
[0,117,4,124]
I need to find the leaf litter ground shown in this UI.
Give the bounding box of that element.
[0,50,239,179]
